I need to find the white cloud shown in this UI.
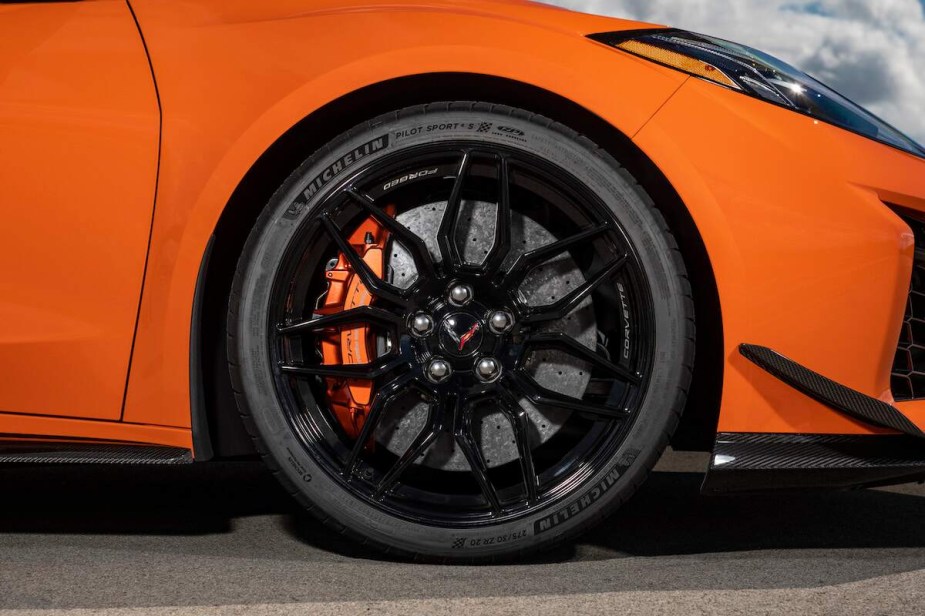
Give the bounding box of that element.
[544,0,925,143]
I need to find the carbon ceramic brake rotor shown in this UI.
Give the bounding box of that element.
[375,200,596,471]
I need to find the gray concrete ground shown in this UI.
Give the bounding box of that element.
[1,450,924,615]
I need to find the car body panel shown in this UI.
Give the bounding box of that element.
[635,76,925,434]
[0,412,191,450]
[0,0,159,421]
[0,0,923,457]
[120,0,686,428]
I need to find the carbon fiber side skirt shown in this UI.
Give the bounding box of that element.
[0,440,192,465]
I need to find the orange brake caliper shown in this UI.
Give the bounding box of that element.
[318,205,396,440]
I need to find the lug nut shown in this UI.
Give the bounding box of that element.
[448,283,474,306]
[410,313,435,337]
[474,357,502,383]
[426,358,453,383]
[488,310,514,334]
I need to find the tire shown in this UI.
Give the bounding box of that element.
[228,102,694,562]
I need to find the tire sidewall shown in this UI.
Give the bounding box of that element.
[233,107,688,559]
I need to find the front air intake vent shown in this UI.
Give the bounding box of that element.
[891,214,925,401]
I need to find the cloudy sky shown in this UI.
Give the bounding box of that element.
[545,0,925,144]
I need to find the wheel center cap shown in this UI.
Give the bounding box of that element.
[439,313,483,357]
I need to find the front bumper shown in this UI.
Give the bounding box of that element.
[701,346,925,493]
[634,76,925,436]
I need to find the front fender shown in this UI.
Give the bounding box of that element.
[122,0,685,427]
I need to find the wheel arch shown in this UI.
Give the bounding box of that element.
[193,72,724,459]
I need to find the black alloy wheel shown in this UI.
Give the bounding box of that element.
[229,103,694,561]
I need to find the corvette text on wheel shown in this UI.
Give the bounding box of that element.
[1,0,924,562]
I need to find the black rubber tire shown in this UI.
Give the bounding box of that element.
[228,102,695,563]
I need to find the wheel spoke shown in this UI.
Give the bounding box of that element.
[498,388,538,505]
[520,255,627,325]
[277,306,401,336]
[502,225,611,287]
[482,155,512,275]
[508,371,628,419]
[320,214,411,308]
[280,353,404,380]
[523,332,641,385]
[346,188,438,282]
[374,391,447,498]
[453,397,501,515]
[343,372,417,479]
[437,151,471,270]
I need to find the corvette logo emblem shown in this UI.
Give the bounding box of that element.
[442,315,483,355]
[452,322,481,351]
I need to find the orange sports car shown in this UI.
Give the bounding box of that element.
[3,0,924,561]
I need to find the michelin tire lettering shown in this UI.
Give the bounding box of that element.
[285,134,389,218]
[534,451,639,535]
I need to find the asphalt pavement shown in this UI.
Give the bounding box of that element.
[1,449,924,615]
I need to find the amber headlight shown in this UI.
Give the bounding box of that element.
[590,29,925,159]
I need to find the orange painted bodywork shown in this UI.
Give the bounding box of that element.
[635,78,925,434]
[0,0,159,426]
[1,0,924,451]
[118,0,684,432]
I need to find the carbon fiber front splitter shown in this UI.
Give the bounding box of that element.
[703,344,925,493]
[702,432,925,493]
